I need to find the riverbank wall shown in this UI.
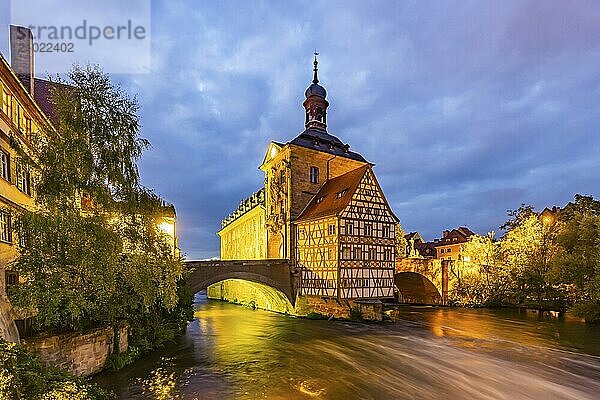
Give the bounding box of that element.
[21,324,129,376]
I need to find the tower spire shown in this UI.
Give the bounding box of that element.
[312,51,319,84]
[303,52,329,131]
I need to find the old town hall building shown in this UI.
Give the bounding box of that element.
[218,57,399,300]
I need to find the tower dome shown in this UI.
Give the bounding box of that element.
[303,53,329,131]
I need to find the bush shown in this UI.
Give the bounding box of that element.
[571,302,600,324]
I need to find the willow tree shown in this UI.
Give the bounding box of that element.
[9,65,188,334]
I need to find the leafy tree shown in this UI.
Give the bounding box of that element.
[452,232,510,306]
[552,195,600,322]
[394,223,407,259]
[500,211,562,308]
[8,64,190,337]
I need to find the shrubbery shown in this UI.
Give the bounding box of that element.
[450,195,600,323]
[0,339,112,400]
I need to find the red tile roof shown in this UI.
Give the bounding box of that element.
[295,165,369,222]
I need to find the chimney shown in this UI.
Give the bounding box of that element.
[442,230,449,238]
[9,25,35,95]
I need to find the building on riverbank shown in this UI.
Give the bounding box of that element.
[217,56,399,302]
[0,26,55,342]
[432,227,475,262]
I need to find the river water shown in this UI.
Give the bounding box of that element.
[96,293,600,399]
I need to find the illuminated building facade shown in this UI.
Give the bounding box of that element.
[0,27,54,341]
[433,227,475,261]
[218,56,399,300]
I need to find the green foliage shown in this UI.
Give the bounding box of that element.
[7,64,192,346]
[0,338,112,400]
[9,209,121,331]
[128,279,194,352]
[501,213,562,307]
[453,195,600,322]
[105,346,142,371]
[551,195,600,322]
[37,64,149,209]
[395,223,408,259]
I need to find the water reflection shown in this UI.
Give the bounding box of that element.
[96,293,600,399]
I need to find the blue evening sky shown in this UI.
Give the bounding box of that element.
[1,1,599,259]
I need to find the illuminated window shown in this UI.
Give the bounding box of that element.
[309,166,319,184]
[336,189,347,198]
[0,150,9,181]
[328,224,335,235]
[0,212,11,243]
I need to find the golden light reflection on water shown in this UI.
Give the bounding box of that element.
[95,297,600,400]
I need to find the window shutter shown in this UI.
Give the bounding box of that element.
[9,157,16,184]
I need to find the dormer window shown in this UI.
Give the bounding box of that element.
[316,196,325,204]
[336,189,348,198]
[310,166,319,184]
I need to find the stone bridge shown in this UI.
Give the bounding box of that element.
[395,258,450,305]
[185,259,299,305]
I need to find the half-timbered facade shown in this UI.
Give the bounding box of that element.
[296,166,398,299]
[218,55,400,300]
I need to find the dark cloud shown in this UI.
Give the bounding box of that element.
[2,0,599,258]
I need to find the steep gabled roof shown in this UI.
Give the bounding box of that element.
[295,165,369,222]
[433,226,475,246]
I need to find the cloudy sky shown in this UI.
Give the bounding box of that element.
[2,1,600,259]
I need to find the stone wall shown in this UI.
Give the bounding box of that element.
[22,325,128,376]
[396,258,450,305]
[295,295,352,319]
[354,300,383,322]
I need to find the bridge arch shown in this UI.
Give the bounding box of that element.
[190,271,289,296]
[394,272,442,305]
[185,260,297,313]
